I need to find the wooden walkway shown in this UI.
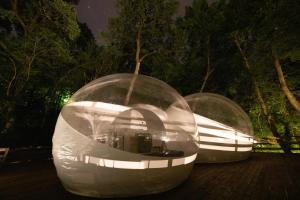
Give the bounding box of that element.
[0,153,300,200]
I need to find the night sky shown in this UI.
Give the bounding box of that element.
[76,0,193,42]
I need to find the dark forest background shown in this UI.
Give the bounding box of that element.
[0,0,299,152]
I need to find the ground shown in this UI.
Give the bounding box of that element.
[1,152,300,200]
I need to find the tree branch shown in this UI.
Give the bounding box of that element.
[274,56,300,113]
[11,0,27,36]
[6,57,17,96]
[200,35,214,93]
[140,50,157,63]
[233,34,251,70]
[26,39,38,81]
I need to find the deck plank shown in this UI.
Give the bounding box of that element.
[0,153,300,200]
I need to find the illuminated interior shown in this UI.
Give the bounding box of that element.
[52,74,198,198]
[52,74,255,197]
[185,93,254,163]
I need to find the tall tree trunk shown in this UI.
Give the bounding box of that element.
[274,56,300,113]
[2,104,15,135]
[124,24,156,105]
[200,36,214,93]
[124,26,142,106]
[233,35,291,153]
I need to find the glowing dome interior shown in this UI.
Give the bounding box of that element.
[52,74,198,197]
[184,93,254,163]
[185,93,253,136]
[60,73,197,156]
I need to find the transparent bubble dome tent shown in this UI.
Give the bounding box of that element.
[52,74,198,198]
[184,93,254,163]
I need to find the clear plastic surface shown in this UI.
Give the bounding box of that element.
[52,74,198,197]
[184,93,254,163]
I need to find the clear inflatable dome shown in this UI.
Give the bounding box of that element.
[52,74,198,198]
[184,93,254,163]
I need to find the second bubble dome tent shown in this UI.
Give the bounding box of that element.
[185,93,254,163]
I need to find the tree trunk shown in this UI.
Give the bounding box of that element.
[233,35,291,153]
[1,104,15,135]
[200,36,214,93]
[124,26,142,105]
[124,24,156,105]
[274,56,300,113]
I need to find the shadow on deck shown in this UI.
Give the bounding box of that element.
[0,152,300,200]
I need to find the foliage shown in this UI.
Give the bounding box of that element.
[0,0,106,146]
[0,0,299,150]
[101,0,179,76]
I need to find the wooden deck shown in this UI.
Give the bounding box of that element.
[1,153,300,200]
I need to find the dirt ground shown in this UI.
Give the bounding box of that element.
[1,152,300,200]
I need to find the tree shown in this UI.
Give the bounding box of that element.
[225,0,300,153]
[183,0,224,92]
[251,0,300,113]
[233,34,291,152]
[102,0,179,105]
[0,0,80,144]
